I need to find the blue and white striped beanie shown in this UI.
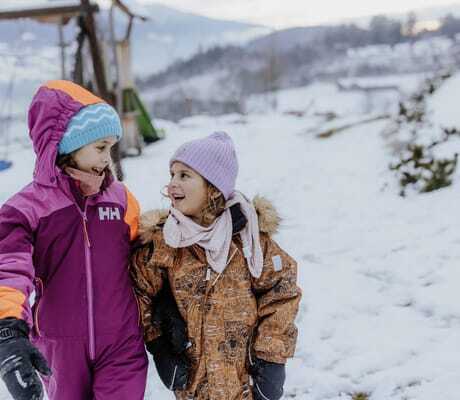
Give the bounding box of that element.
[58,103,123,155]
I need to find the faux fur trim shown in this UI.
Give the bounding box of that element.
[253,195,280,235]
[138,196,280,244]
[138,209,169,244]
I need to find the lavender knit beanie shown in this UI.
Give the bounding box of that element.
[170,132,238,200]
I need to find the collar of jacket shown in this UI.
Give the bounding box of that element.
[138,196,281,246]
[52,167,115,207]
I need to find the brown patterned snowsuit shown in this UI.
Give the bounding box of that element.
[131,198,302,400]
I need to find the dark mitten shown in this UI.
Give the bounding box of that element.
[249,357,286,400]
[0,318,51,400]
[151,280,189,354]
[146,336,190,391]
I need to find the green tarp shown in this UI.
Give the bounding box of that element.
[122,87,164,143]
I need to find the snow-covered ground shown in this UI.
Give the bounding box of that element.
[1,72,459,399]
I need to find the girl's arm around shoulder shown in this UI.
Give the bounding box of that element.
[130,208,174,342]
[251,233,302,364]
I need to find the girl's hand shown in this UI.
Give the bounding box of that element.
[146,336,190,391]
[0,318,52,400]
[249,357,286,400]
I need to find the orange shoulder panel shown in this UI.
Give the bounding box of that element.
[44,80,104,106]
[125,187,140,241]
[0,286,26,319]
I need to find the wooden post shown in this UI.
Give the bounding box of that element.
[58,17,66,79]
[80,0,109,100]
[73,16,86,84]
[109,5,122,115]
[80,0,124,180]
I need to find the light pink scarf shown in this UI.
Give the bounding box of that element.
[163,191,263,278]
[65,167,105,196]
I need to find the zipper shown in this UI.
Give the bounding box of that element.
[198,265,213,388]
[57,179,96,360]
[81,203,96,361]
[82,212,91,248]
[195,245,239,391]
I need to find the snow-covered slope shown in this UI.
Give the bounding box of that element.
[0,72,459,399]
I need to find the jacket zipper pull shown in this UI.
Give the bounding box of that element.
[82,214,91,248]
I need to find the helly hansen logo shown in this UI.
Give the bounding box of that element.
[98,207,121,221]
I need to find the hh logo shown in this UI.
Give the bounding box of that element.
[98,207,121,221]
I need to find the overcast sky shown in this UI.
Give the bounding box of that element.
[137,0,460,28]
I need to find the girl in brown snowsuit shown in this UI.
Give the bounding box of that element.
[131,132,301,400]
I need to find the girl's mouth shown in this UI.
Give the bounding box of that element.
[171,194,185,205]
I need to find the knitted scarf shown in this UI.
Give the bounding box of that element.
[163,191,264,278]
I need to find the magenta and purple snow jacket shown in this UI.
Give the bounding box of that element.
[0,81,144,362]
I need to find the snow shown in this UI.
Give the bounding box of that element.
[247,81,403,116]
[344,37,456,76]
[338,74,424,94]
[142,71,229,103]
[1,71,460,399]
[429,72,460,128]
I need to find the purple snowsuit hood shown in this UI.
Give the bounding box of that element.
[28,81,96,187]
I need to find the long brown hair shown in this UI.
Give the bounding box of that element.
[199,183,226,226]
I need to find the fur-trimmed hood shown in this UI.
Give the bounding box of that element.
[138,195,280,245]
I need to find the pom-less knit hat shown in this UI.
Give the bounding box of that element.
[58,103,123,155]
[170,132,238,200]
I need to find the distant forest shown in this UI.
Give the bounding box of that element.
[139,12,460,89]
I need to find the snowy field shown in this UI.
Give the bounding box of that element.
[0,74,459,399]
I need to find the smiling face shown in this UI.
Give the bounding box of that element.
[168,161,209,222]
[71,136,117,175]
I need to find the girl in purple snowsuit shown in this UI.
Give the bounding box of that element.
[0,80,147,400]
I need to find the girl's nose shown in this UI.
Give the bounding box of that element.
[166,182,177,201]
[168,180,178,191]
[169,175,179,186]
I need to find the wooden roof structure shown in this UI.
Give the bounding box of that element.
[0,2,99,25]
[0,0,153,178]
